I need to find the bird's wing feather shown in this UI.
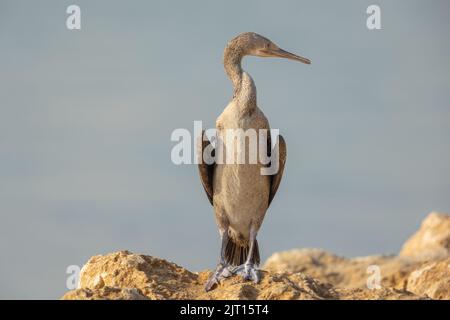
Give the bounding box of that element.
[197,130,215,206]
[268,134,287,206]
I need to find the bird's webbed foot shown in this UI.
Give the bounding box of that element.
[205,263,233,292]
[232,263,261,284]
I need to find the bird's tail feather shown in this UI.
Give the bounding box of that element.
[224,237,260,266]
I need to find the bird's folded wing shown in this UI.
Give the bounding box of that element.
[197,130,215,206]
[268,134,287,206]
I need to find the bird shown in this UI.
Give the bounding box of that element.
[198,32,310,291]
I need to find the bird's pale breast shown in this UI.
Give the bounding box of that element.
[213,103,270,241]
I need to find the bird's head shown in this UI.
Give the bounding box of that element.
[233,32,311,64]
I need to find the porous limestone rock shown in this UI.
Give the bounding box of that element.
[400,212,450,258]
[62,250,425,300]
[406,257,450,300]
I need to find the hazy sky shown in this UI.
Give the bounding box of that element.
[0,0,449,299]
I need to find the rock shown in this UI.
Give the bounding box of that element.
[406,258,450,300]
[400,212,450,258]
[76,250,199,299]
[62,250,426,300]
[197,271,335,300]
[61,287,149,300]
[263,248,422,290]
[62,213,449,300]
[263,248,346,283]
[264,212,450,294]
[334,287,424,300]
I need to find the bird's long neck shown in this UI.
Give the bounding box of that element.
[223,43,257,112]
[223,46,243,95]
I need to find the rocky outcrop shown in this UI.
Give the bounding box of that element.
[62,287,149,300]
[263,212,450,299]
[74,251,198,299]
[62,212,449,300]
[400,212,450,258]
[263,248,422,290]
[406,257,450,300]
[62,250,424,300]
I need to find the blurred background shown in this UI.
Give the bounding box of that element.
[0,0,449,299]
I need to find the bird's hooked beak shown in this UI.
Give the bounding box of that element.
[260,47,311,64]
